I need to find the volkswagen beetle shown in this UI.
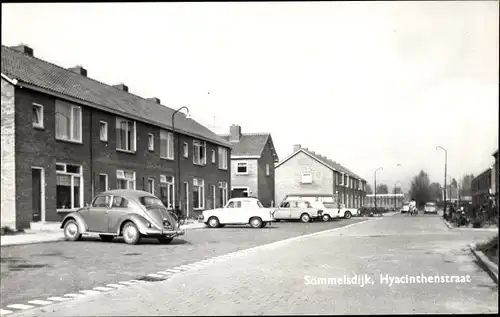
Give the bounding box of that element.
[60,190,185,245]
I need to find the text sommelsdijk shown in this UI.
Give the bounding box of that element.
[304,274,472,287]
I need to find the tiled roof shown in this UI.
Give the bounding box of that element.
[220,133,278,161]
[1,45,231,147]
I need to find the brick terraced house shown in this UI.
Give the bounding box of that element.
[219,124,279,207]
[274,144,367,208]
[1,44,232,230]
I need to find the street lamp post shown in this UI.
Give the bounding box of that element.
[172,106,191,218]
[436,146,448,216]
[374,167,383,215]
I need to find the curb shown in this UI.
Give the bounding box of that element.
[442,217,454,229]
[469,243,498,284]
[441,218,499,232]
[0,219,372,316]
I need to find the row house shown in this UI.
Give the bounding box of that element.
[1,44,232,230]
[219,125,279,207]
[274,144,367,207]
[471,149,499,210]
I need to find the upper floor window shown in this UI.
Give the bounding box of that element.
[218,147,228,170]
[160,130,174,159]
[301,172,312,184]
[193,140,206,165]
[183,142,189,158]
[116,117,136,152]
[100,121,108,142]
[55,100,82,143]
[211,149,216,163]
[148,133,154,151]
[236,162,248,174]
[32,103,44,129]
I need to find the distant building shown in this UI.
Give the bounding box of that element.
[365,194,405,209]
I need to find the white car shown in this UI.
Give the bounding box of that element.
[313,202,359,220]
[337,204,360,219]
[202,197,276,228]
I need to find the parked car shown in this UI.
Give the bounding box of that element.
[401,203,410,213]
[312,201,342,221]
[60,190,185,245]
[424,202,438,214]
[274,199,323,222]
[202,197,275,228]
[336,203,360,219]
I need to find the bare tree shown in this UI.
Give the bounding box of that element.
[376,184,389,194]
[409,170,432,207]
[365,183,373,194]
[429,182,442,202]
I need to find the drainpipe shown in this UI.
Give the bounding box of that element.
[90,110,94,199]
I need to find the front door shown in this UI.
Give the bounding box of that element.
[32,169,42,222]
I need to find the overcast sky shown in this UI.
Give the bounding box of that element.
[2,2,498,191]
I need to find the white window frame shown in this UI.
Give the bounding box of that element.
[99,173,108,192]
[301,172,313,184]
[211,149,216,164]
[266,164,270,176]
[116,117,137,152]
[193,140,207,165]
[55,101,82,143]
[219,181,228,207]
[193,178,205,210]
[32,103,44,129]
[100,121,108,142]
[160,175,175,209]
[56,163,84,212]
[236,162,248,175]
[160,130,174,160]
[340,173,344,186]
[218,147,228,170]
[183,142,189,158]
[148,178,155,195]
[116,169,136,190]
[148,133,155,151]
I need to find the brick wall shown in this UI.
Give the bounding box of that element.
[231,159,259,197]
[275,151,334,204]
[1,78,17,230]
[257,139,276,207]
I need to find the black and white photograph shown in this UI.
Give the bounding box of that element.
[0,1,498,315]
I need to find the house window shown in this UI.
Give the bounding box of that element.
[99,173,108,193]
[218,147,228,170]
[160,175,175,209]
[56,163,83,211]
[193,178,205,210]
[266,164,270,176]
[236,162,248,174]
[148,133,154,151]
[55,100,82,142]
[218,181,228,208]
[100,121,108,142]
[116,170,135,190]
[301,172,313,184]
[160,130,174,159]
[183,142,189,158]
[211,150,216,164]
[116,117,136,152]
[193,140,206,165]
[32,103,44,128]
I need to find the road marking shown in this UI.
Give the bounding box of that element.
[93,287,113,292]
[0,309,13,315]
[166,269,181,273]
[64,293,80,298]
[47,297,72,302]
[129,280,142,283]
[118,281,136,286]
[106,284,125,288]
[157,271,174,275]
[6,304,33,310]
[79,290,101,295]
[147,274,164,278]
[27,300,52,306]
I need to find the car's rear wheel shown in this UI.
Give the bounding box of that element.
[344,211,352,219]
[250,217,263,228]
[300,213,311,223]
[207,216,220,228]
[122,222,141,245]
[158,237,173,244]
[99,234,114,242]
[322,214,331,222]
[63,219,82,241]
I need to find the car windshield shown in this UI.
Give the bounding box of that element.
[323,202,336,209]
[426,202,436,206]
[139,196,165,208]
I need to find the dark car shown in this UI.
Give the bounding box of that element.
[60,190,185,245]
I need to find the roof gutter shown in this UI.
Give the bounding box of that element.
[1,73,18,86]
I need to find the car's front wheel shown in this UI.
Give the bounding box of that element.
[250,217,263,228]
[99,234,114,242]
[207,216,220,228]
[322,214,331,222]
[122,222,141,245]
[63,219,82,241]
[158,237,173,244]
[344,211,352,219]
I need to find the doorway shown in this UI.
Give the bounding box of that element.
[31,168,44,222]
[231,187,249,198]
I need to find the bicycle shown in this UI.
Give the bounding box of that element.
[410,207,418,216]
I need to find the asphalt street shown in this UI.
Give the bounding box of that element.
[0,218,362,309]
[3,213,498,316]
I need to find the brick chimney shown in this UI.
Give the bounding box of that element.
[113,84,128,92]
[10,44,34,57]
[293,144,301,152]
[147,97,161,104]
[229,124,242,142]
[68,66,87,77]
